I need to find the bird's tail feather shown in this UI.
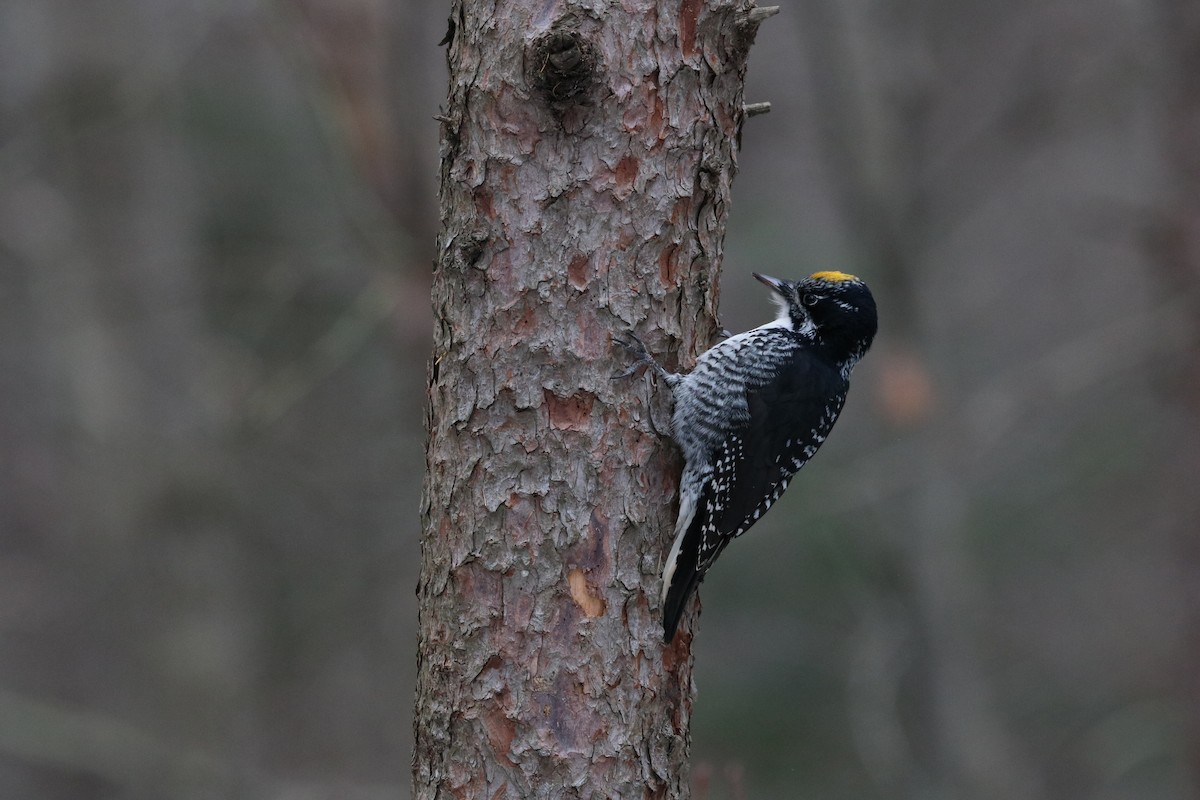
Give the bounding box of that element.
[661,510,706,642]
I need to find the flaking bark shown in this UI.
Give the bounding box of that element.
[415,2,764,796]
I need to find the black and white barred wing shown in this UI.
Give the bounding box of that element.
[701,350,847,560]
[660,340,846,640]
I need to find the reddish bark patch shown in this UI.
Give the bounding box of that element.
[670,196,691,226]
[572,307,612,359]
[475,188,495,218]
[649,80,665,140]
[567,252,589,289]
[614,154,639,198]
[661,627,692,673]
[544,389,595,430]
[483,706,517,766]
[511,303,538,337]
[658,243,679,287]
[623,81,667,145]
[679,0,703,58]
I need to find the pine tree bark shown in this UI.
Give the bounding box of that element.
[414,1,765,797]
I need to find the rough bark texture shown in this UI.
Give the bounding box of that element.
[414,1,761,797]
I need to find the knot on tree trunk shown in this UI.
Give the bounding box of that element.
[528,23,598,114]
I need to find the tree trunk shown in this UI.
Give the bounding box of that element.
[414,1,765,796]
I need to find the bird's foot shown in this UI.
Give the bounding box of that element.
[612,332,668,380]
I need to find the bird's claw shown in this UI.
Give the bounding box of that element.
[611,363,645,381]
[612,332,655,378]
[613,332,650,358]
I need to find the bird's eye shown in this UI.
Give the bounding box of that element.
[802,293,818,307]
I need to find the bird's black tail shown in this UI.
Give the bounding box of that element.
[662,510,707,642]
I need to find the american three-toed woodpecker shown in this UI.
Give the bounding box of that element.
[618,271,878,642]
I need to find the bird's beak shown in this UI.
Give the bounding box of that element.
[753,272,786,294]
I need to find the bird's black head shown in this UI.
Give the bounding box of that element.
[754,271,878,366]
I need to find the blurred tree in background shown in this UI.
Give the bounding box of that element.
[0,0,1197,799]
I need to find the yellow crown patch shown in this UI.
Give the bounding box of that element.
[809,270,859,283]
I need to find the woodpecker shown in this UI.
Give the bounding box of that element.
[617,271,877,642]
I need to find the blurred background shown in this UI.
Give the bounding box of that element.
[1,0,1197,798]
